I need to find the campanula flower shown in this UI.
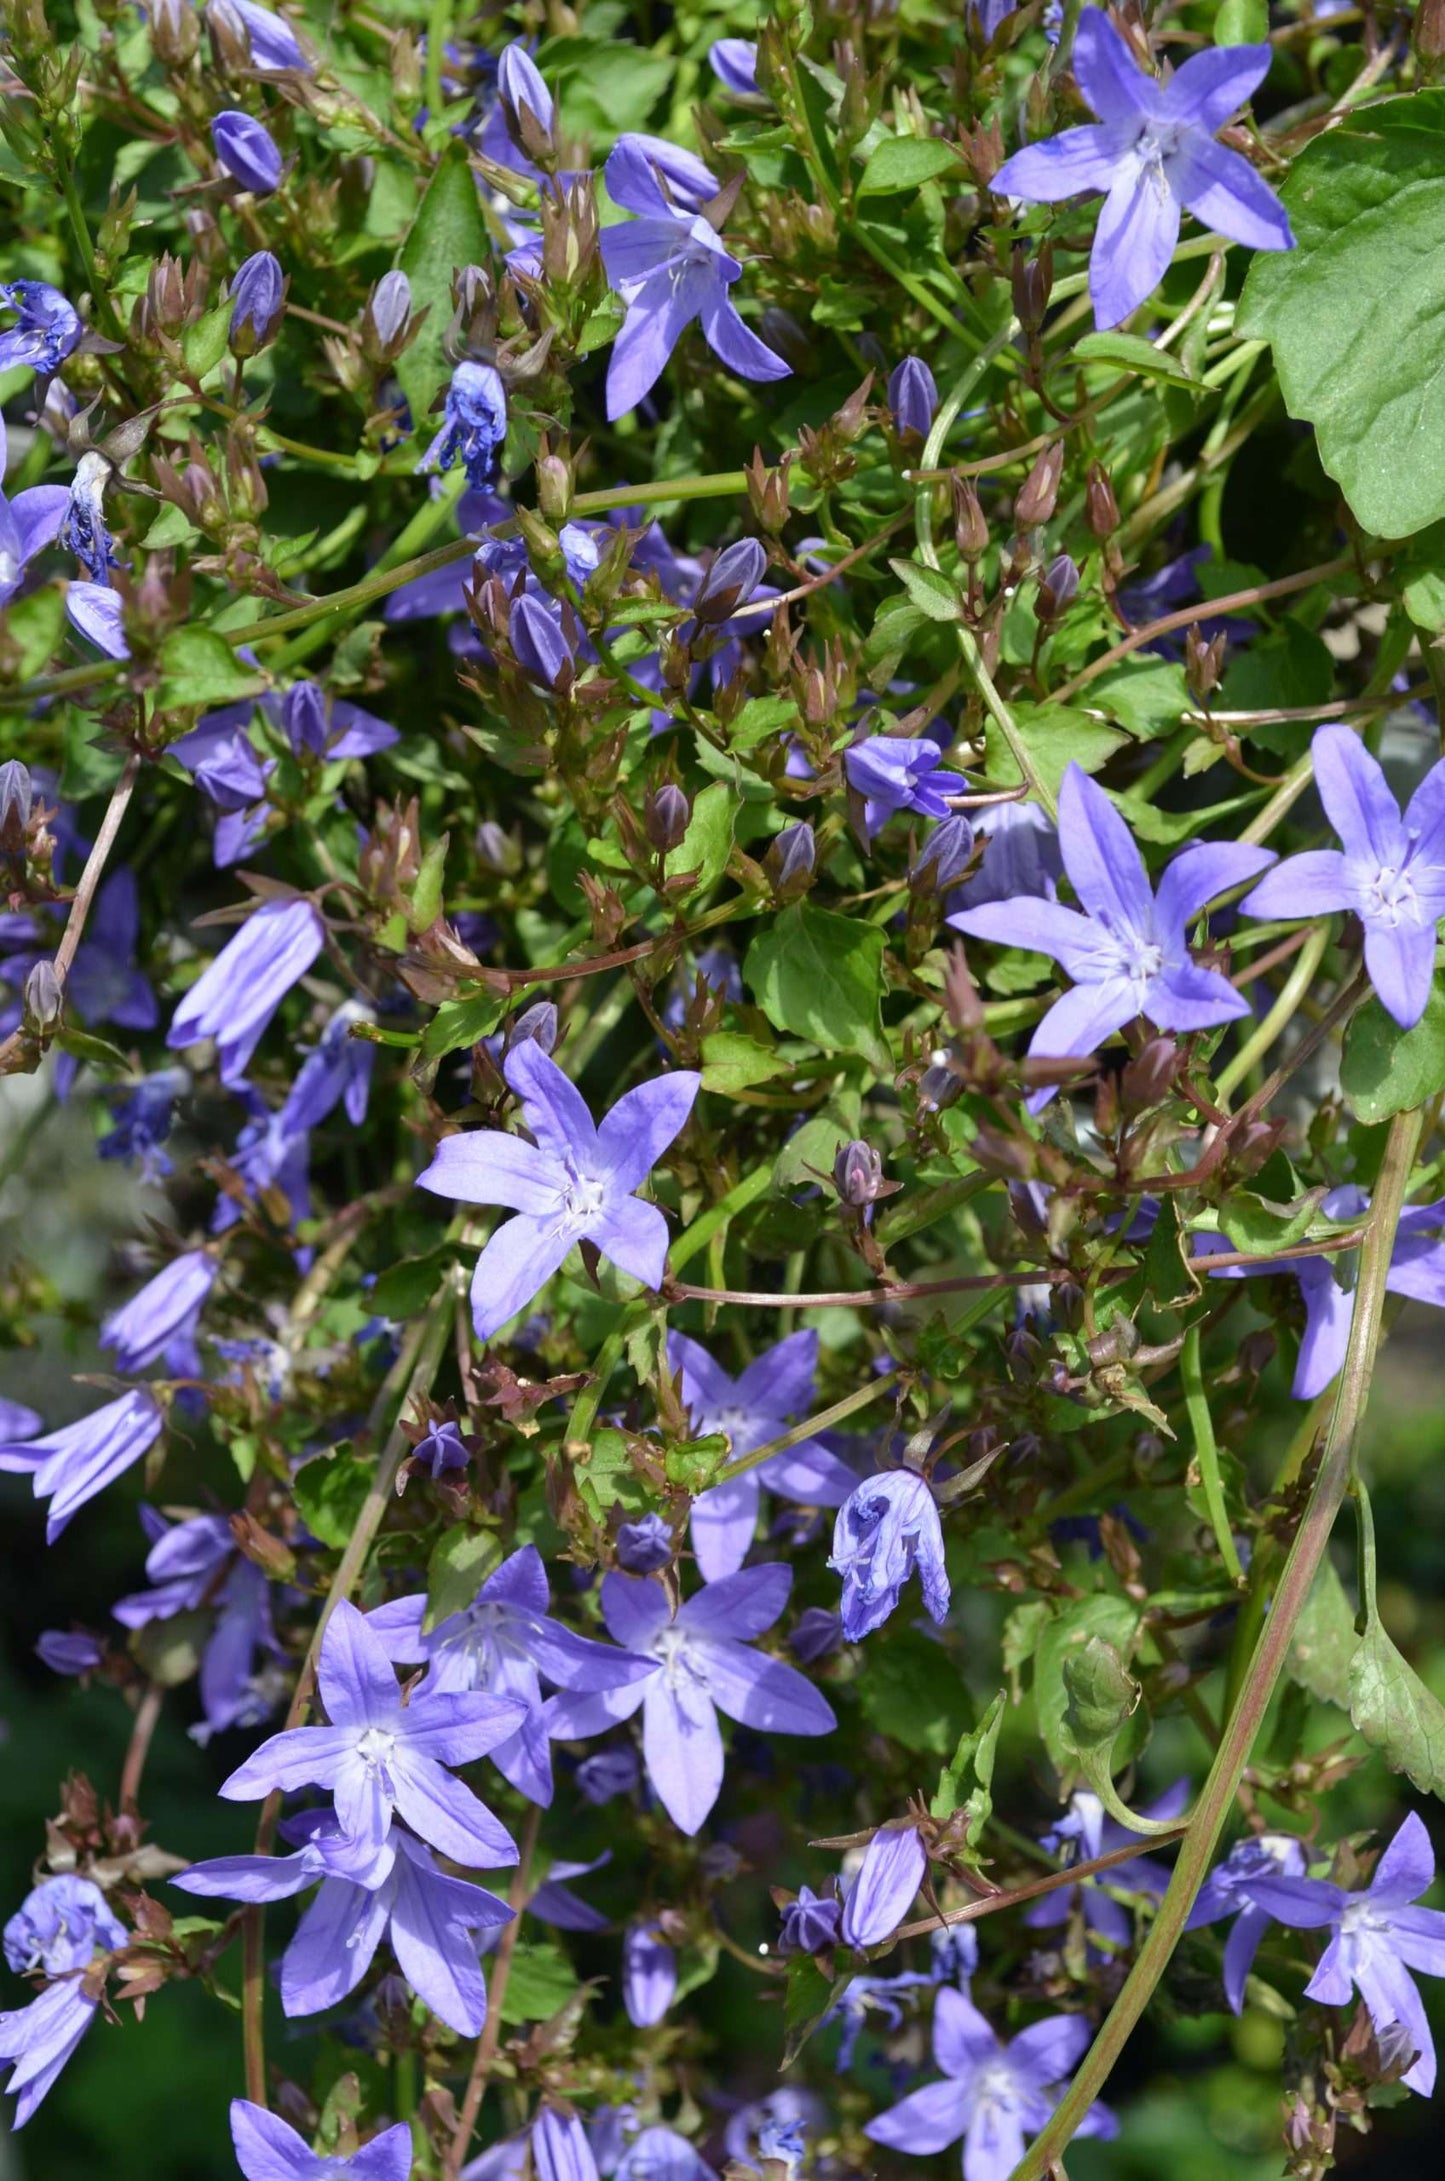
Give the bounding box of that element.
[417,1040,700,1341]
[845,736,962,839]
[0,413,68,606]
[1185,1833,1308,2012]
[992,8,1292,330]
[212,109,284,195]
[0,1877,126,2126]
[65,581,128,657]
[0,281,82,375]
[953,799,1062,908]
[789,1607,843,1664]
[781,1885,843,1955]
[622,1921,677,2026]
[511,593,575,691]
[167,897,326,1088]
[99,1066,190,1180]
[367,1543,654,1806]
[545,1564,836,1835]
[497,42,554,158]
[167,706,274,865]
[710,39,761,99]
[824,1966,934,2071]
[830,1471,949,1641]
[231,2099,412,2180]
[408,1416,469,1476]
[228,249,286,350]
[422,361,509,490]
[1024,1782,1190,1951]
[864,1988,1116,2181]
[841,1824,927,1949]
[1246,1812,1445,2094]
[218,1599,527,1876]
[1241,725,1445,1028]
[912,815,975,895]
[280,998,377,1132]
[951,763,1274,1108]
[210,0,311,72]
[889,356,938,438]
[615,2128,714,2181]
[599,134,789,420]
[576,1749,641,1804]
[667,1331,857,1580]
[0,1388,165,1543]
[100,1248,218,1374]
[270,680,398,763]
[114,1506,280,1743]
[37,1629,104,1674]
[0,1397,39,1441]
[59,450,117,582]
[691,538,767,625]
[175,1810,512,2034]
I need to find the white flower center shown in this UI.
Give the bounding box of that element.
[559,1169,606,1226]
[653,1626,706,1692]
[1093,910,1163,993]
[1340,1899,1392,1940]
[1362,864,1420,926]
[356,1726,397,1767]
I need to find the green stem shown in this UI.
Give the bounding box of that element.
[712,1375,897,1487]
[1215,920,1332,1104]
[956,623,1058,824]
[1010,1104,1424,2180]
[58,155,119,338]
[1181,1324,1244,1587]
[425,0,448,129]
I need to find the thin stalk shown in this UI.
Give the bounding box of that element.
[712,1376,897,1488]
[1215,919,1333,1104]
[1010,1105,1423,2179]
[1180,1326,1244,1588]
[445,1804,541,2177]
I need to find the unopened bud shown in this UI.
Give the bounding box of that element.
[694,537,767,625]
[1011,242,1053,334]
[23,959,62,1035]
[151,0,200,65]
[644,782,691,853]
[1120,1036,1177,1113]
[1185,624,1227,705]
[475,820,522,875]
[509,594,574,694]
[1035,553,1079,624]
[745,447,791,535]
[0,759,33,846]
[228,249,286,356]
[888,354,937,440]
[536,451,574,523]
[833,1138,897,1208]
[1418,0,1445,59]
[361,269,412,360]
[504,999,559,1055]
[1085,462,1119,540]
[1015,442,1063,530]
[910,814,973,894]
[763,820,815,901]
[952,474,988,561]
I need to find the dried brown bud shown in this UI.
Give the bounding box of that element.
[1085,462,1120,540]
[1185,624,1227,705]
[1011,241,1053,334]
[1015,442,1064,530]
[951,474,989,561]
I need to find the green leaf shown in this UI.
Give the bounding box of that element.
[781,1956,843,2068]
[700,1031,792,1095]
[158,628,265,712]
[1033,1594,1140,1790]
[182,302,232,381]
[425,1525,502,1633]
[930,1690,1005,1837]
[500,1941,580,2026]
[545,32,673,145]
[745,902,890,1073]
[855,1624,971,1754]
[981,703,1131,802]
[1087,656,1190,740]
[1350,1484,1445,1798]
[1238,91,1445,537]
[1059,1634,1143,1792]
[368,1246,455,1319]
[1216,0,1269,45]
[728,695,800,751]
[571,1427,651,1522]
[1143,1195,1199,1308]
[0,585,64,679]
[1215,1183,1331,1255]
[1072,330,1199,390]
[665,780,736,898]
[858,136,962,196]
[1288,1556,1358,1710]
[396,138,491,429]
[293,1447,373,1550]
[1340,985,1445,1121]
[887,557,962,623]
[419,990,508,1060]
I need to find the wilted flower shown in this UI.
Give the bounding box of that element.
[622,1921,677,2026]
[422,361,508,490]
[829,1471,950,1641]
[0,281,82,375]
[0,1389,165,1543]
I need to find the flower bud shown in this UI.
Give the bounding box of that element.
[644,782,691,853]
[509,594,574,694]
[536,450,574,523]
[951,474,988,561]
[212,110,283,195]
[616,1512,673,1573]
[1185,624,1227,705]
[360,269,412,363]
[840,1824,926,1948]
[693,537,767,625]
[0,759,33,847]
[1036,553,1079,624]
[789,1606,843,1663]
[1011,241,1053,334]
[1085,461,1119,540]
[763,820,815,902]
[779,1885,842,1954]
[910,814,974,894]
[1015,442,1064,531]
[504,1000,558,1055]
[151,0,200,65]
[622,1922,677,2028]
[1120,1036,1177,1113]
[23,958,62,1035]
[834,1138,890,1208]
[888,354,937,440]
[228,249,286,355]
[475,820,522,875]
[497,42,556,163]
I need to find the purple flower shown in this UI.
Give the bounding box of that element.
[271,680,399,763]
[497,41,554,156]
[576,1749,640,1804]
[0,1397,39,1442]
[280,999,377,1132]
[0,414,68,605]
[167,897,326,1088]
[789,1607,843,1664]
[1246,1812,1445,2095]
[422,362,508,490]
[0,281,81,375]
[0,1389,165,1543]
[65,580,128,657]
[841,1824,927,1949]
[175,1810,512,2034]
[667,1330,857,1580]
[622,1920,677,2026]
[710,39,760,100]
[974,0,1020,36]
[1025,1782,1190,1950]
[992,9,1292,330]
[100,1249,218,1374]
[59,451,117,583]
[780,1884,842,1955]
[951,763,1274,1109]
[1202,1184,1445,1398]
[218,1599,526,1876]
[37,1629,104,1674]
[231,2099,412,2180]
[410,1417,469,1476]
[864,1988,1116,2181]
[724,2093,825,2171]
[228,250,286,348]
[1185,1832,1308,2013]
[212,1092,313,1237]
[511,593,574,692]
[954,799,1062,908]
[417,1040,700,1342]
[912,816,975,895]
[114,1507,279,1742]
[536,2109,599,2181]
[98,1067,189,1180]
[0,1877,126,2126]
[545,1564,836,1836]
[1241,725,1445,1028]
[599,134,788,421]
[829,1471,949,1641]
[211,0,311,72]
[529,1852,612,1932]
[212,110,284,195]
[889,357,937,438]
[692,538,767,625]
[616,2128,714,2181]
[824,1967,935,2072]
[367,1543,654,1807]
[845,736,960,839]
[616,1513,674,1573]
